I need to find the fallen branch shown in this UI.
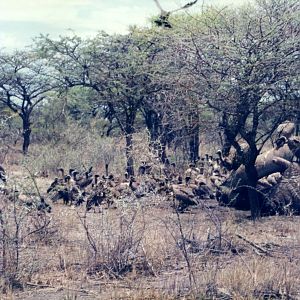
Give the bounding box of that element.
[236,234,270,256]
[25,282,54,289]
[25,282,97,295]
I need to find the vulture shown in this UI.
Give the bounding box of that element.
[37,197,52,213]
[0,165,6,184]
[171,184,198,212]
[73,171,93,190]
[153,0,198,28]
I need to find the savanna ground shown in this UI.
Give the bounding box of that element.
[1,140,300,300]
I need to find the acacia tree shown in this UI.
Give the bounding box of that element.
[37,32,162,175]
[36,34,105,90]
[188,0,299,217]
[142,88,204,164]
[0,50,58,154]
[98,33,166,175]
[139,25,206,164]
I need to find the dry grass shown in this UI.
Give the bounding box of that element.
[1,142,300,300]
[1,196,300,300]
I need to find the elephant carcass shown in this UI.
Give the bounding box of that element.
[217,140,249,171]
[217,136,300,210]
[262,162,300,215]
[276,121,295,139]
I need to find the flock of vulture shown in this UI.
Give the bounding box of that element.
[0,121,299,216]
[0,149,227,213]
[43,154,224,213]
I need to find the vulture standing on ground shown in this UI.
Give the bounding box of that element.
[0,165,6,184]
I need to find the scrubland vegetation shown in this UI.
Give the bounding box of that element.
[0,0,299,298]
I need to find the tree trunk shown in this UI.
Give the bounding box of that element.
[188,112,200,163]
[245,163,260,219]
[244,143,260,219]
[144,109,167,162]
[189,128,200,163]
[296,108,300,136]
[22,116,31,155]
[159,138,167,164]
[125,112,135,176]
[125,132,134,176]
[144,109,160,143]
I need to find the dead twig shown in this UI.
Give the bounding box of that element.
[25,282,54,289]
[236,233,270,256]
[25,282,98,295]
